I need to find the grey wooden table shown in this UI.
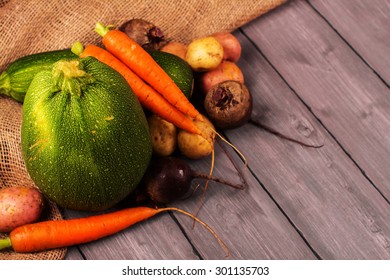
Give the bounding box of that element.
[65,0,390,260]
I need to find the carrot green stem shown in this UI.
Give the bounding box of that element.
[71,41,84,56]
[0,237,12,250]
[95,22,115,37]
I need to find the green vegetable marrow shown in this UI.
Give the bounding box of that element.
[21,57,152,211]
[149,50,194,99]
[0,49,78,103]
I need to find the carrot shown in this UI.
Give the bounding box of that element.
[94,22,204,122]
[0,206,229,256]
[72,43,202,135]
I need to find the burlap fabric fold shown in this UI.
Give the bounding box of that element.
[0,0,286,260]
[0,96,67,260]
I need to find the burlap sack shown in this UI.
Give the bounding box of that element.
[0,96,68,260]
[0,0,286,260]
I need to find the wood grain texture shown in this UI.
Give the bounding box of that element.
[223,28,390,258]
[309,0,390,85]
[170,143,317,260]
[65,247,84,260]
[242,0,390,200]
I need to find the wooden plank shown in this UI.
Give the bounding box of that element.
[170,143,317,259]
[242,0,390,200]
[65,247,84,260]
[309,0,390,85]
[217,23,390,258]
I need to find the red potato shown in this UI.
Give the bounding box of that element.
[212,32,242,62]
[199,60,244,94]
[0,186,45,233]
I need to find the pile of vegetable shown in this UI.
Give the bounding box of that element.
[0,18,252,256]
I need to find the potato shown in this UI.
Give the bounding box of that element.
[148,114,177,157]
[160,41,188,60]
[199,60,244,94]
[177,115,215,159]
[212,32,242,62]
[185,36,224,72]
[0,186,45,233]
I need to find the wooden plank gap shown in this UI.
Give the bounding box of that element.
[238,9,390,201]
[306,0,390,88]
[167,210,203,260]
[219,139,322,259]
[237,28,326,149]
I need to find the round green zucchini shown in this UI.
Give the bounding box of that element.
[149,50,194,99]
[21,57,152,211]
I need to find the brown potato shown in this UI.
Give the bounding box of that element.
[199,60,244,94]
[148,115,177,157]
[185,37,224,72]
[0,186,45,233]
[212,32,242,62]
[177,115,215,159]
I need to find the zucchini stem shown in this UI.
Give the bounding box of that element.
[0,237,12,251]
[52,60,94,97]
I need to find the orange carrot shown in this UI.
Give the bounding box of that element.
[74,43,201,135]
[95,22,203,122]
[0,206,229,256]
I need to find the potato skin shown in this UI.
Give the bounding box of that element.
[148,115,177,157]
[0,186,45,233]
[177,116,215,159]
[185,37,224,72]
[212,32,242,62]
[200,61,244,94]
